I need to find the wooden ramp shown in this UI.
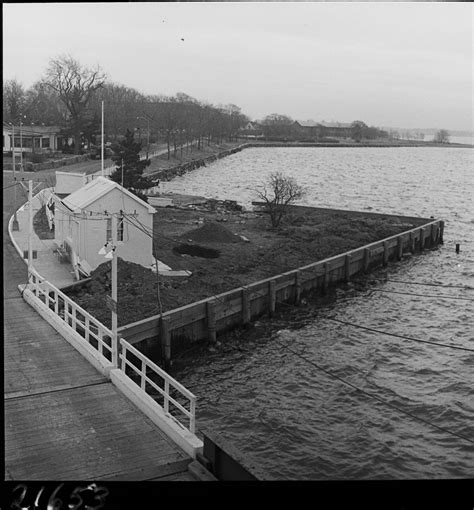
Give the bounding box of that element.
[4,295,194,481]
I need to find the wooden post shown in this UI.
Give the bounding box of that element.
[322,262,330,294]
[141,360,146,390]
[164,380,170,414]
[294,270,301,304]
[383,241,389,266]
[269,280,276,316]
[345,254,351,283]
[420,228,425,252]
[160,317,172,371]
[439,221,444,244]
[363,248,370,272]
[430,224,437,247]
[410,231,416,254]
[85,317,90,343]
[397,236,403,261]
[242,287,251,324]
[207,299,217,343]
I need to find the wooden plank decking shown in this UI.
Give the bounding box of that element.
[4,295,195,481]
[4,176,196,481]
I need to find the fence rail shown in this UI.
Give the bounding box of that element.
[26,267,197,436]
[119,339,197,433]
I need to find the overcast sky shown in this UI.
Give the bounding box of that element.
[3,2,473,131]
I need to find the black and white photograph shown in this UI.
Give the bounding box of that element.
[3,0,473,506]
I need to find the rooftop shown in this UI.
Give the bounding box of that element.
[61,176,156,213]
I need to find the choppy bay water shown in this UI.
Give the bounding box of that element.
[163,147,473,479]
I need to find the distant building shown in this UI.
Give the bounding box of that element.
[239,121,264,139]
[54,177,156,278]
[3,123,64,154]
[291,121,352,141]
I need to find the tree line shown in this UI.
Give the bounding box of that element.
[3,55,250,156]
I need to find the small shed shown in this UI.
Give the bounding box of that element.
[54,177,156,277]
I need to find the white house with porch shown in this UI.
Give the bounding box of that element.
[3,123,63,154]
[54,177,156,278]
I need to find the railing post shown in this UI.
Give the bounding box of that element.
[141,360,146,390]
[190,397,196,434]
[164,380,170,414]
[54,290,59,315]
[85,317,90,343]
[120,339,126,371]
[112,330,118,368]
[71,306,77,332]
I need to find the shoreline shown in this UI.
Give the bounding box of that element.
[144,138,473,184]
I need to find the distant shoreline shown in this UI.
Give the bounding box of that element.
[242,140,474,149]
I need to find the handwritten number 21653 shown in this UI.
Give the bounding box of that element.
[9,483,109,510]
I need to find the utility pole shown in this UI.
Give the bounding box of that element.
[11,124,19,231]
[28,179,33,274]
[111,214,118,367]
[19,117,23,173]
[101,101,105,177]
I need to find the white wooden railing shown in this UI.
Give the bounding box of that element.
[27,268,197,436]
[28,268,115,364]
[119,339,197,434]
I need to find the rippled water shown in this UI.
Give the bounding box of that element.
[165,147,473,479]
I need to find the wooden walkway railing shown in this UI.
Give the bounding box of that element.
[26,268,198,436]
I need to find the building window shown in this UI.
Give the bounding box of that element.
[42,137,50,148]
[106,218,112,242]
[117,214,124,242]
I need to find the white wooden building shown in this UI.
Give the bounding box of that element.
[54,177,156,277]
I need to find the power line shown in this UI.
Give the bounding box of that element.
[369,289,474,301]
[274,338,474,445]
[327,317,474,353]
[353,277,473,290]
[3,182,22,191]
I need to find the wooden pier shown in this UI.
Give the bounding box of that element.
[3,179,197,481]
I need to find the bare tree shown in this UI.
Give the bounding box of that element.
[256,172,305,228]
[44,55,106,153]
[434,129,450,144]
[3,79,26,123]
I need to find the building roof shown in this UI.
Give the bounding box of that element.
[3,123,62,136]
[62,176,156,214]
[295,120,321,128]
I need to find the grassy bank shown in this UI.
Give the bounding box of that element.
[65,203,426,328]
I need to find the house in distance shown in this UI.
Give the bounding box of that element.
[54,176,156,278]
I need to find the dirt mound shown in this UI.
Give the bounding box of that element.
[182,221,241,244]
